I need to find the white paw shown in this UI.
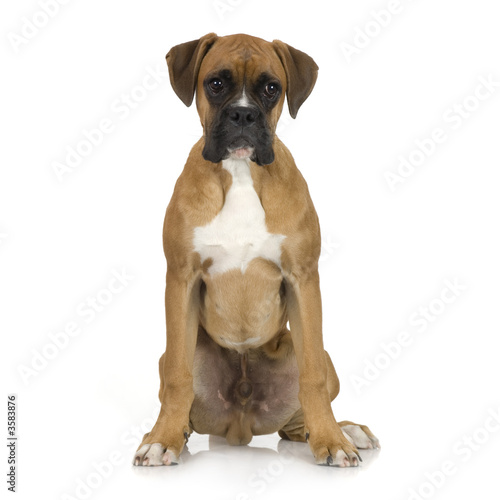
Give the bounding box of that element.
[329,449,360,467]
[133,443,179,466]
[341,425,380,450]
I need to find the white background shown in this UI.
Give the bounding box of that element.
[2,0,500,499]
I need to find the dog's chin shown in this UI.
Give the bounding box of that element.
[226,147,275,166]
[228,146,254,161]
[226,138,254,161]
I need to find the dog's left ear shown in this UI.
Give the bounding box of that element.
[272,40,318,119]
[166,33,219,107]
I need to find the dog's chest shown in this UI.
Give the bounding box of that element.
[193,158,286,276]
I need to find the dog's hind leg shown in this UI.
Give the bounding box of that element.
[338,421,380,450]
[278,350,338,442]
[278,407,307,442]
[279,410,380,452]
[278,351,380,450]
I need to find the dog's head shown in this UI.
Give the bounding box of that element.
[166,33,318,166]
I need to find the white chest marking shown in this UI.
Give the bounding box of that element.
[193,158,286,275]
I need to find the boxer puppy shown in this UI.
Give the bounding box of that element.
[133,33,379,467]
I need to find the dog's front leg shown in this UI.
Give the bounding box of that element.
[134,270,200,466]
[286,270,361,467]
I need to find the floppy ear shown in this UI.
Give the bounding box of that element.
[166,33,219,107]
[272,40,319,119]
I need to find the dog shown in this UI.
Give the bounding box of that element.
[133,33,379,467]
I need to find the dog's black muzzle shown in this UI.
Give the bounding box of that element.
[202,103,275,166]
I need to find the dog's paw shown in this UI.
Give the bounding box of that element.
[327,448,361,467]
[308,432,361,467]
[133,443,179,466]
[340,422,380,450]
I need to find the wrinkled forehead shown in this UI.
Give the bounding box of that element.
[199,36,286,85]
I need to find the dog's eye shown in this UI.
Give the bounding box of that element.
[264,83,279,99]
[209,79,224,94]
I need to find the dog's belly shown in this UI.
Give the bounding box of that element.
[190,328,300,444]
[199,258,286,350]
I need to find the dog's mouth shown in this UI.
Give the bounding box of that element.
[202,124,275,166]
[227,137,255,160]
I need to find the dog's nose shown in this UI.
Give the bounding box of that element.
[228,106,258,127]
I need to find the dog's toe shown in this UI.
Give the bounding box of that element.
[311,435,361,467]
[133,444,151,466]
[162,449,179,465]
[133,443,179,466]
[321,449,360,467]
[143,443,166,466]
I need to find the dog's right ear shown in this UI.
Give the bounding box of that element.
[166,33,219,107]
